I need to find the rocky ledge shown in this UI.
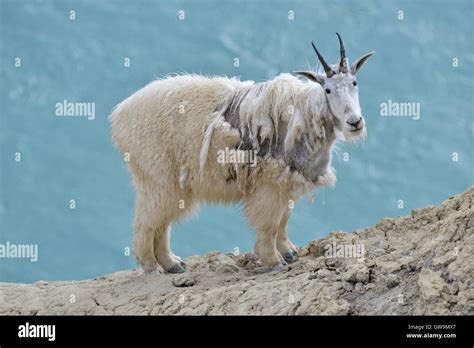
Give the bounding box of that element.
[1,187,472,315]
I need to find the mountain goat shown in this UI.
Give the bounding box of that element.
[111,33,374,273]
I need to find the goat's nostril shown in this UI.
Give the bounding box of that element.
[347,118,362,128]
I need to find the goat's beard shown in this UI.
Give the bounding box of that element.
[342,127,367,143]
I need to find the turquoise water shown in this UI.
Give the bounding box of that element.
[1,0,472,283]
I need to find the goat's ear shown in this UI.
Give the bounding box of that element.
[350,51,374,75]
[293,71,325,85]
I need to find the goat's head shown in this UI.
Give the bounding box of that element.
[295,33,374,142]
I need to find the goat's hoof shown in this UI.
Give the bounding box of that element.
[167,264,186,274]
[268,262,288,272]
[179,260,187,269]
[282,251,298,264]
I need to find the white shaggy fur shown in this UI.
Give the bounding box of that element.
[111,61,371,273]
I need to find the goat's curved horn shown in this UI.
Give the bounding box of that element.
[311,41,335,78]
[336,32,348,73]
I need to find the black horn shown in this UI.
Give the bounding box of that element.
[336,32,348,73]
[311,41,335,78]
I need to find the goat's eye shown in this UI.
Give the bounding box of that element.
[353,81,358,86]
[325,88,331,94]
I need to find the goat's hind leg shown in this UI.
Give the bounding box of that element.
[134,220,160,274]
[134,189,184,274]
[153,224,186,273]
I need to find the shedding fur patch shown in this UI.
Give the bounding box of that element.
[232,74,328,156]
[199,73,333,185]
[199,95,236,178]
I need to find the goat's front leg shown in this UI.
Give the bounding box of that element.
[276,209,298,263]
[243,187,288,271]
[254,226,286,270]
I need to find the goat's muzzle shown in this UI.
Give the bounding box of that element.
[347,115,364,131]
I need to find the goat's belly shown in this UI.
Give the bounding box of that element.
[195,170,245,204]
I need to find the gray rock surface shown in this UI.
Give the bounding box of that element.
[1,186,472,315]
